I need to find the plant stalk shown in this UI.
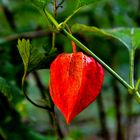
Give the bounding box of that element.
[44,9,59,29]
[50,111,64,140]
[63,7,81,25]
[52,0,57,49]
[129,47,135,88]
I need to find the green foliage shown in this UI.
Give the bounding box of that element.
[17,38,56,110]
[72,24,140,50]
[0,77,22,104]
[31,0,101,10]
[17,39,57,74]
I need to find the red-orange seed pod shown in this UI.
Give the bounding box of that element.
[50,52,104,124]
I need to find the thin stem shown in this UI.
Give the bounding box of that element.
[129,30,135,88]
[129,49,135,88]
[71,41,77,53]
[50,111,64,140]
[44,8,59,29]
[97,93,110,140]
[136,78,140,91]
[52,0,57,49]
[21,72,53,111]
[133,91,140,103]
[63,7,81,25]
[66,24,77,53]
[52,32,56,49]
[22,86,53,111]
[53,0,57,17]
[127,42,135,115]
[112,79,124,140]
[43,7,81,32]
[51,0,57,49]
[0,30,49,44]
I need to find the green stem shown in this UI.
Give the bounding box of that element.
[52,32,56,49]
[52,0,57,49]
[44,9,59,29]
[63,29,140,103]
[136,78,140,91]
[50,111,64,139]
[129,49,135,87]
[129,31,135,88]
[134,91,140,103]
[63,7,81,25]
[128,29,140,104]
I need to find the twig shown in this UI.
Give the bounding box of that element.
[52,0,57,49]
[112,79,124,140]
[33,71,47,99]
[66,24,77,53]
[53,0,57,17]
[97,93,110,140]
[0,30,50,44]
[50,111,64,140]
[22,81,53,111]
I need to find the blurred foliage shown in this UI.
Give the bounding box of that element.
[72,24,140,50]
[0,0,140,140]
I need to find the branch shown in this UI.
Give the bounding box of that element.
[0,30,50,44]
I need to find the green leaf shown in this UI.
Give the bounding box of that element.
[0,77,22,104]
[17,39,57,74]
[72,24,140,50]
[17,39,56,110]
[63,0,103,25]
[17,39,30,76]
[17,38,57,90]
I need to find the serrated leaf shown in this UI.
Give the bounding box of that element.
[17,39,57,74]
[17,39,30,75]
[0,77,22,104]
[17,38,57,88]
[72,24,140,50]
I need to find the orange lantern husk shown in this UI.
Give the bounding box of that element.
[50,52,104,124]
